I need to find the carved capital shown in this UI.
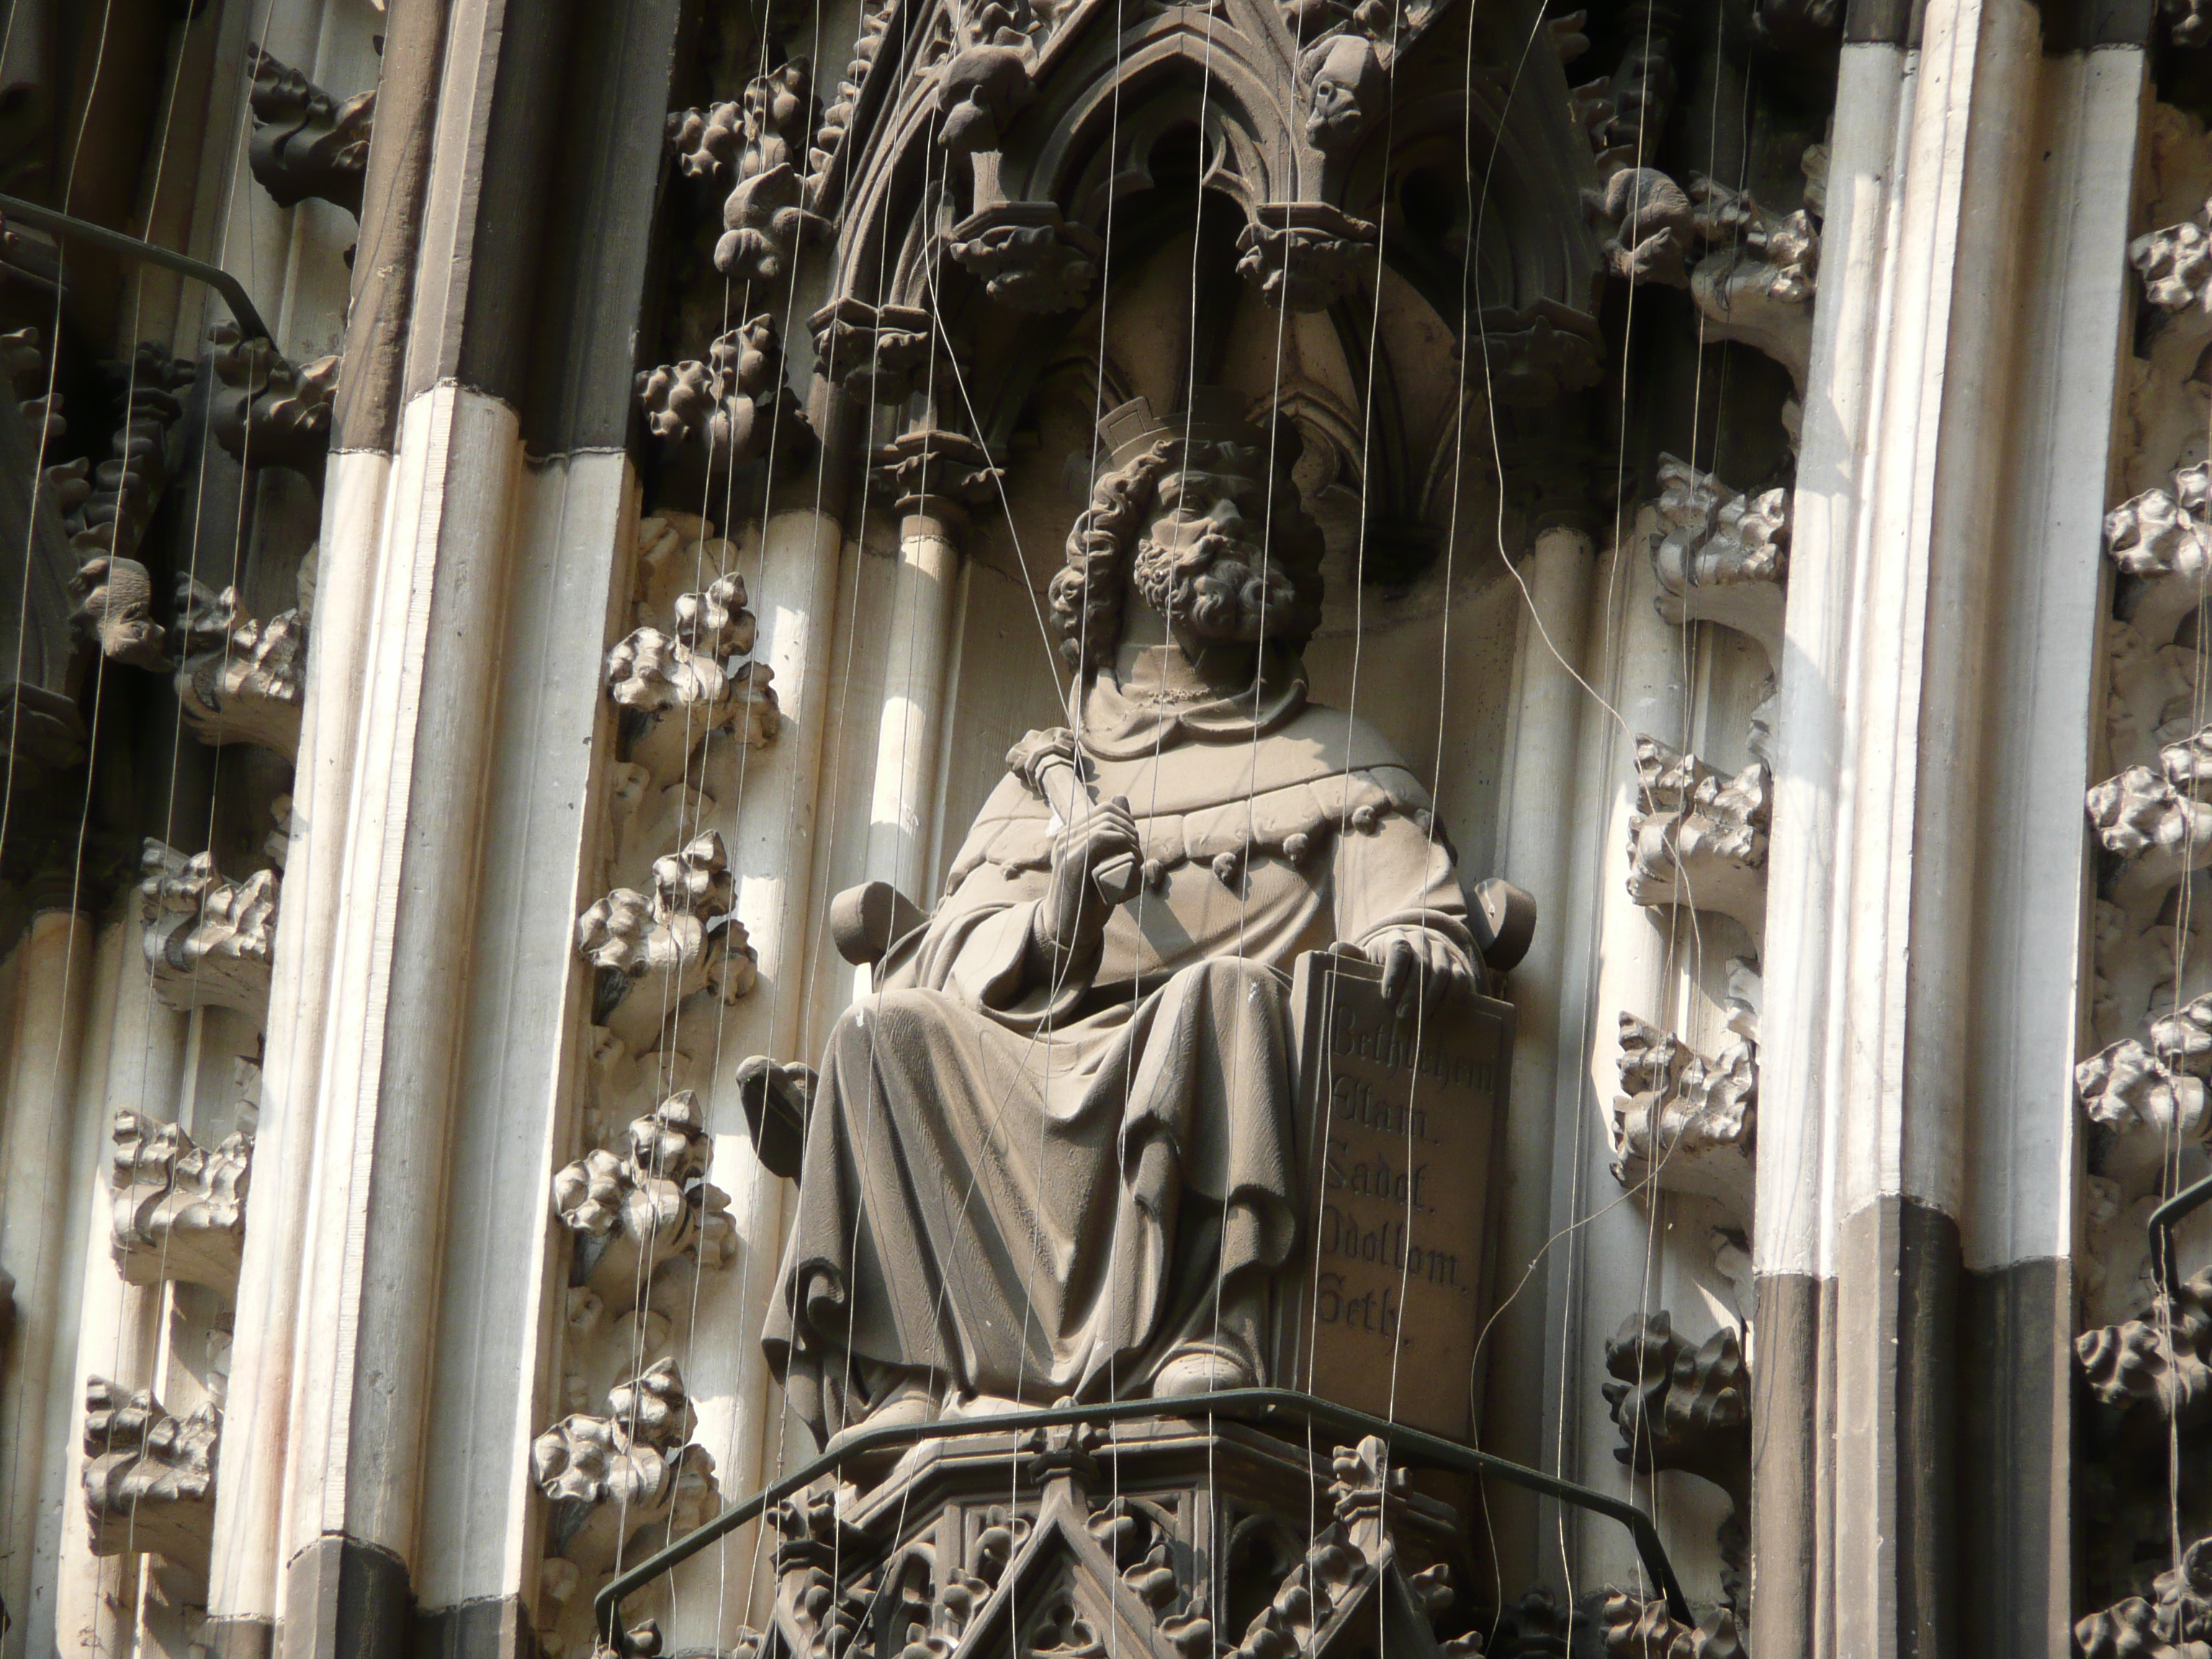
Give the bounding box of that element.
[138,841,279,1018]
[246,45,372,217]
[809,297,943,403]
[170,575,308,760]
[1625,739,1770,935]
[83,1378,220,1573]
[871,428,1003,523]
[1650,455,1790,665]
[110,1112,251,1295]
[948,202,1103,313]
[1234,204,1377,313]
[531,1357,719,1581]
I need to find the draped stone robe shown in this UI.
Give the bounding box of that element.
[764,657,1475,1442]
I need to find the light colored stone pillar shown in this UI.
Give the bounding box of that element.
[278,383,523,1636]
[1959,40,2143,1650]
[0,909,98,1655]
[863,513,962,904]
[207,444,389,1653]
[1482,525,1593,1590]
[1755,3,2039,1652]
[53,925,193,1659]
[670,505,843,1651]
[405,451,634,1645]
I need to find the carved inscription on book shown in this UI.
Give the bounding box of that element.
[1280,950,1508,1438]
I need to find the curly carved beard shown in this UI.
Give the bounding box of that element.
[1131,530,1303,642]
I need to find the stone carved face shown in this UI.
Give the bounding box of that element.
[1300,34,1384,155]
[1133,451,1303,642]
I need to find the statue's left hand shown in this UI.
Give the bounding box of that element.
[1364,927,1474,1022]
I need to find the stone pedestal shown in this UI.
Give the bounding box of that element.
[745,1415,1480,1659]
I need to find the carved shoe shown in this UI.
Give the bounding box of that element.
[1151,1345,1254,1400]
[824,1374,940,1473]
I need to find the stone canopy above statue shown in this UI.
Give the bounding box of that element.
[751,390,1527,1457]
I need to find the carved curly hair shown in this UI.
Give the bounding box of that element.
[1047,434,1325,671]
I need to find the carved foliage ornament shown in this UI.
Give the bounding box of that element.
[246,45,373,217]
[1611,958,1759,1215]
[210,324,338,482]
[1602,1310,1750,1618]
[1650,454,1790,666]
[637,315,814,500]
[531,1357,718,1581]
[138,840,280,1018]
[1626,739,1771,935]
[575,830,758,1052]
[703,60,832,284]
[83,1377,220,1573]
[1583,159,1823,390]
[110,1111,252,1295]
[552,1089,734,1312]
[170,573,310,760]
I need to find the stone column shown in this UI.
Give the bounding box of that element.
[1534,518,1695,1588]
[276,378,525,1649]
[0,908,98,1651]
[1958,38,2144,1651]
[858,429,998,912]
[53,927,192,1659]
[1482,526,1593,1590]
[671,505,844,1652]
[205,0,441,1640]
[207,446,388,1659]
[1754,3,2038,1652]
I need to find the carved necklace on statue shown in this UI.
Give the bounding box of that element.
[1076,647,1308,757]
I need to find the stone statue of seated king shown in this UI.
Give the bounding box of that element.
[762,389,1500,1456]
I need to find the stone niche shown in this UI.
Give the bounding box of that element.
[1276,950,1510,1441]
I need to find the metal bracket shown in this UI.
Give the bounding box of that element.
[0,192,272,343]
[2150,1171,2212,1300]
[593,1385,1695,1649]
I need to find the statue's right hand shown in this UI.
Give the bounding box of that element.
[1033,794,1141,963]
